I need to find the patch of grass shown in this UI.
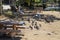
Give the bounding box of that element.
[5,11,13,16]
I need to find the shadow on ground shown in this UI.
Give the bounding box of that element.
[0,35,22,40]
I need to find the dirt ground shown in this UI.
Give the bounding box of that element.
[0,11,60,40]
[21,11,60,40]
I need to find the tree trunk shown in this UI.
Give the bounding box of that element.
[58,0,60,7]
[0,0,2,15]
[11,0,16,6]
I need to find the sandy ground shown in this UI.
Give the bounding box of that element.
[21,21,60,40]
[0,11,60,40]
[21,11,60,40]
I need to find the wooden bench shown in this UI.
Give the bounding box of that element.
[0,23,22,37]
[16,26,26,30]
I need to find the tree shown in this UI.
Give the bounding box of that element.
[54,0,56,3]
[42,0,48,9]
[58,0,60,7]
[0,0,2,15]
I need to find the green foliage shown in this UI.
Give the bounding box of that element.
[16,1,20,6]
[15,0,23,6]
[4,11,13,16]
[34,0,42,3]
